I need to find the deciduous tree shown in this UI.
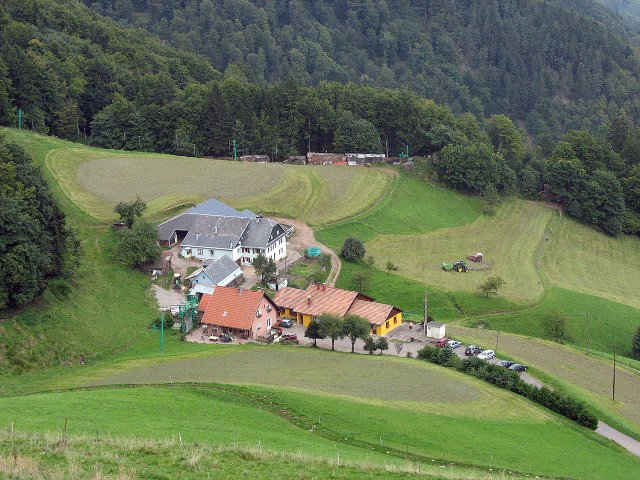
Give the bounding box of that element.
[341,314,370,353]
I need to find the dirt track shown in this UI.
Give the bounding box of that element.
[272,217,341,286]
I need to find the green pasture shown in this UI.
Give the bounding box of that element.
[450,326,640,439]
[463,287,640,357]
[1,384,638,480]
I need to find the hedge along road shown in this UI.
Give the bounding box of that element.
[281,323,640,458]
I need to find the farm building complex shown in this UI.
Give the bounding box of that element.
[157,199,290,266]
[274,284,403,336]
[198,286,277,340]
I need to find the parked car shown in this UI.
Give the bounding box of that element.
[281,333,298,341]
[280,319,294,328]
[497,360,515,368]
[436,337,450,347]
[477,349,495,360]
[465,345,482,356]
[446,340,461,349]
[509,363,528,372]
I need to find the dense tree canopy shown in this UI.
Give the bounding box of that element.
[0,136,71,309]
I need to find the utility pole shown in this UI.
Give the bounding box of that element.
[160,314,165,352]
[308,117,311,153]
[495,330,500,352]
[232,139,237,161]
[612,344,617,401]
[586,312,590,355]
[18,109,23,130]
[423,290,428,336]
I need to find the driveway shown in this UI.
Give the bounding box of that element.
[151,285,185,310]
[271,218,341,286]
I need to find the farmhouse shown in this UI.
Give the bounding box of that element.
[186,255,242,288]
[198,286,277,340]
[274,284,403,335]
[157,199,289,266]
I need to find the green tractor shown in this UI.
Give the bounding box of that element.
[442,260,468,273]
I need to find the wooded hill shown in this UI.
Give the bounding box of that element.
[85,0,640,144]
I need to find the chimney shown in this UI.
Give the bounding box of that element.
[239,287,243,295]
[196,233,200,241]
[214,226,218,235]
[322,283,326,291]
[229,241,233,249]
[316,283,321,291]
[307,295,312,306]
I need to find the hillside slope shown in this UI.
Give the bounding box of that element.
[86,0,640,138]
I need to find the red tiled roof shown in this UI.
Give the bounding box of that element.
[273,287,307,310]
[198,287,272,330]
[274,284,358,317]
[347,299,396,325]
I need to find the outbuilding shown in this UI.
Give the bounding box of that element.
[425,321,446,339]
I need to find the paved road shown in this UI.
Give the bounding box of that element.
[285,323,640,457]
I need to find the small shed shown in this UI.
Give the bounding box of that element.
[306,246,322,258]
[425,321,446,339]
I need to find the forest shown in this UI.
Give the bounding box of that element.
[83,0,640,146]
[0,0,639,238]
[0,135,75,309]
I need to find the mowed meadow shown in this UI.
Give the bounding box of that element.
[2,347,640,480]
[13,128,393,226]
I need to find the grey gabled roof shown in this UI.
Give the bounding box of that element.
[241,219,285,248]
[203,255,242,284]
[185,198,256,218]
[159,215,251,245]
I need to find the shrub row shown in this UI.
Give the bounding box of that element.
[417,346,598,429]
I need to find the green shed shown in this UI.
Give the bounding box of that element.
[306,246,322,258]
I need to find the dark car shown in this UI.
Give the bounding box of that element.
[281,333,298,341]
[465,345,482,356]
[497,360,515,368]
[509,363,528,372]
[280,319,294,328]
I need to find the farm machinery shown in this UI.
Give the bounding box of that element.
[467,253,483,262]
[442,260,468,272]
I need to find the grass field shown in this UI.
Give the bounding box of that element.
[6,129,392,225]
[1,382,639,480]
[450,326,640,438]
[463,287,640,356]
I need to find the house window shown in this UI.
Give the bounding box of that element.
[209,250,214,255]
[394,318,397,324]
[197,249,203,255]
[386,321,390,328]
[256,323,262,330]
[267,317,271,328]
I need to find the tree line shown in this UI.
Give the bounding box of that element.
[0,135,77,309]
[86,0,640,146]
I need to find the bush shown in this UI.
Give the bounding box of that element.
[386,261,399,271]
[418,349,598,429]
[632,326,640,360]
[365,255,375,266]
[340,237,366,262]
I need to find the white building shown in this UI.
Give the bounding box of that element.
[425,321,446,339]
[157,199,289,266]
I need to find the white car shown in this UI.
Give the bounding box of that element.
[446,340,461,349]
[477,349,495,360]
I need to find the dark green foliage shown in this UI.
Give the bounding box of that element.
[114,196,147,229]
[317,314,343,351]
[519,165,542,199]
[418,351,598,429]
[437,143,513,195]
[341,314,370,353]
[375,337,389,354]
[351,271,372,294]
[340,237,366,262]
[85,0,640,144]
[253,254,277,285]
[363,335,377,354]
[633,326,640,360]
[304,319,325,348]
[541,312,571,343]
[116,221,161,269]
[0,137,70,309]
[478,276,506,297]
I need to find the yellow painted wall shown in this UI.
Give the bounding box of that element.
[298,313,313,327]
[281,308,296,320]
[371,311,403,336]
